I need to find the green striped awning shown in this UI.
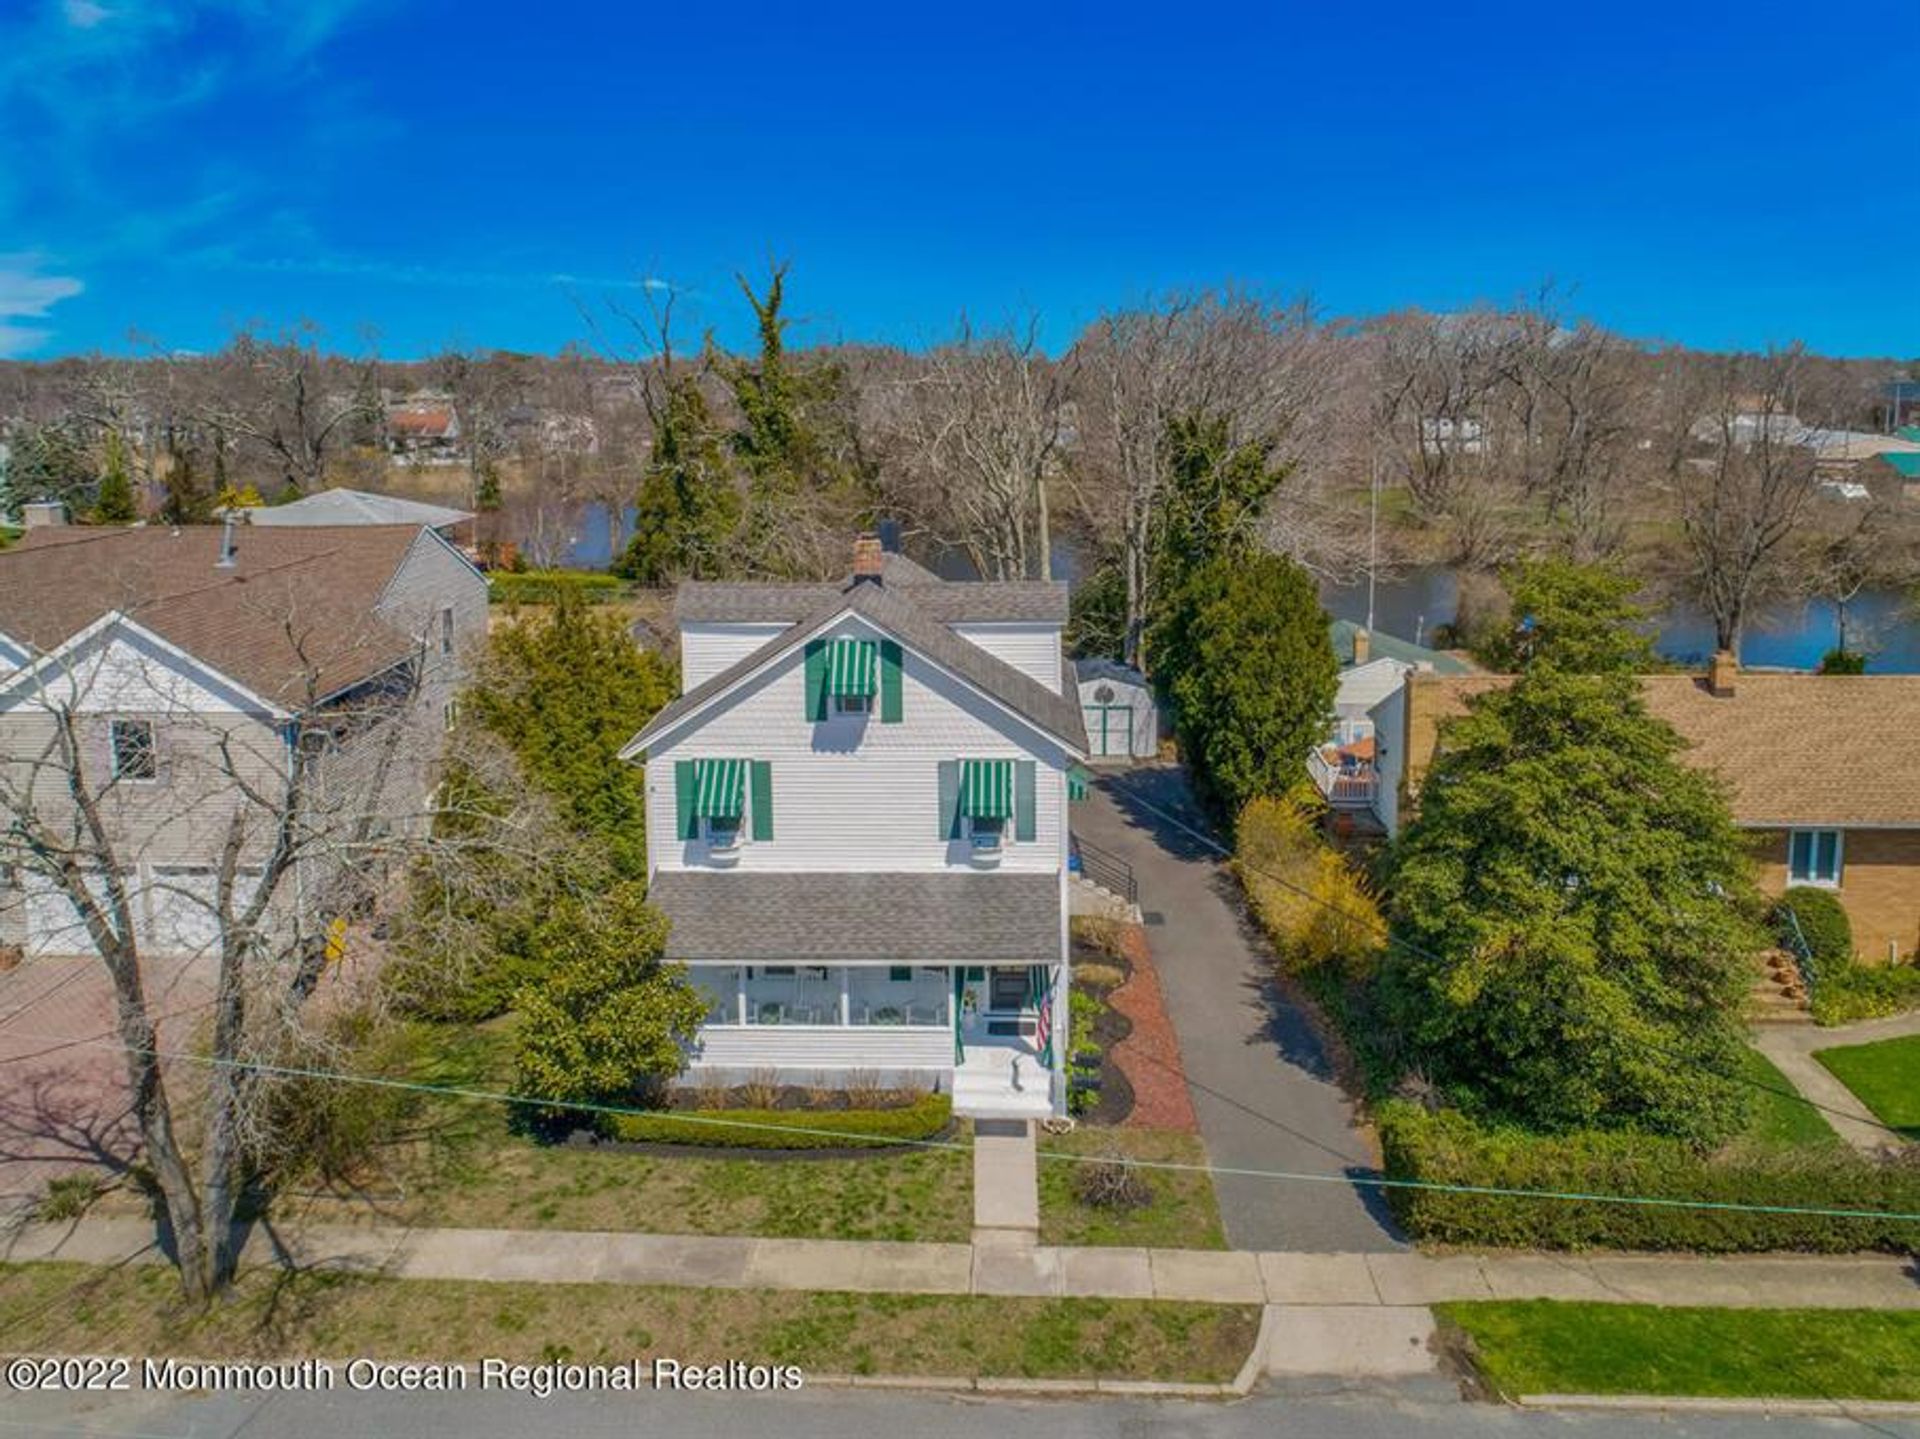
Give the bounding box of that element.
[961,758,1015,820]
[692,758,747,819]
[827,638,878,697]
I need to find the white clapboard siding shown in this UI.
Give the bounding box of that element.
[948,622,1062,690]
[647,616,1072,874]
[681,622,791,687]
[689,1024,952,1072]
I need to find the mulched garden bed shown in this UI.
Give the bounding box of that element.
[1105,923,1199,1132]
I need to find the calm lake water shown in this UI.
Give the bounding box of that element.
[561,508,1919,674]
[1321,566,1920,674]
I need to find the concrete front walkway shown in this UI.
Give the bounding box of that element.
[1751,1009,1920,1155]
[971,1119,1038,1237]
[1075,766,1402,1252]
[11,1215,1918,1310]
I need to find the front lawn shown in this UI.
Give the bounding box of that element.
[240,1020,974,1243]
[1439,1300,1920,1401]
[0,1263,1261,1384]
[1736,1047,1840,1147]
[1814,1035,1920,1139]
[1037,1128,1226,1249]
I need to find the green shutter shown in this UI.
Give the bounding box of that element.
[674,760,698,840]
[879,640,903,723]
[937,760,961,840]
[1015,760,1036,842]
[803,639,829,721]
[749,760,773,841]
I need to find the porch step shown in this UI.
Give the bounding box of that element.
[1748,949,1811,1023]
[952,1068,1053,1121]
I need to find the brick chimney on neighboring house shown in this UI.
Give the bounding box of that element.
[1708,649,1738,698]
[851,532,884,583]
[1351,627,1371,666]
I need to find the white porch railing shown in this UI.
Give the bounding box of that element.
[1308,748,1379,808]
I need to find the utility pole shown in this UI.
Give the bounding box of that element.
[1366,451,1380,634]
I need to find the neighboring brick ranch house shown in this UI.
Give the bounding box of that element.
[1370,655,1920,964]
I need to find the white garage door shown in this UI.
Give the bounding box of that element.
[143,867,223,957]
[24,873,111,958]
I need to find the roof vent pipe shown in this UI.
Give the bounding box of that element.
[216,512,238,569]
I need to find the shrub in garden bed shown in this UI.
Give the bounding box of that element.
[607,1091,951,1150]
[1772,886,1853,969]
[1813,959,1920,1027]
[1378,1100,1920,1252]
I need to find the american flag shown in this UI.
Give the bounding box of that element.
[1031,964,1053,1066]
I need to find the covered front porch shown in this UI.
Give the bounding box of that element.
[683,961,1063,1117]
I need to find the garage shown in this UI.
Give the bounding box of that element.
[1073,658,1159,762]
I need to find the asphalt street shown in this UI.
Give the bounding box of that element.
[8,1380,1915,1439]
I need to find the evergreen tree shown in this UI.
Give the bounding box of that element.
[474,460,503,513]
[159,442,214,525]
[616,373,741,583]
[1475,558,1661,674]
[8,423,94,509]
[1382,669,1758,1142]
[1151,411,1291,606]
[1150,552,1337,822]
[513,882,706,1125]
[465,589,674,877]
[92,431,138,524]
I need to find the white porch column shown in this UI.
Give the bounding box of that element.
[838,967,851,1026]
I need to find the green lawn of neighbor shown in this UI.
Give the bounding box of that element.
[1814,1035,1920,1139]
[1737,1046,1841,1147]
[1037,1128,1226,1249]
[1439,1301,1920,1401]
[0,1263,1261,1384]
[169,1019,976,1244]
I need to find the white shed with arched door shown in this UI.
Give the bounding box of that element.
[1073,658,1159,761]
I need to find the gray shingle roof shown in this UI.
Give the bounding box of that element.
[650,871,1062,962]
[677,555,1066,625]
[240,489,474,531]
[631,576,1085,755]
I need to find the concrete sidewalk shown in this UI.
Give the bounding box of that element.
[1752,1010,1920,1156]
[9,1215,1918,1309]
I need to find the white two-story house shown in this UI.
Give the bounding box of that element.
[621,537,1086,1118]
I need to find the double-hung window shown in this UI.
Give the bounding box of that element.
[1788,829,1843,887]
[110,719,157,781]
[439,606,455,657]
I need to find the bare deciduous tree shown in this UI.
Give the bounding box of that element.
[868,316,1069,581]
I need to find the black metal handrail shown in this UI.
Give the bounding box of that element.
[1070,834,1138,907]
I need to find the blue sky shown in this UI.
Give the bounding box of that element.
[1,0,1914,361]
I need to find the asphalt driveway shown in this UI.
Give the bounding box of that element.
[1076,764,1404,1252]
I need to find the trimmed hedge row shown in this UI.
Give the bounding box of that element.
[489,570,627,605]
[607,1092,951,1150]
[1377,1101,1920,1253]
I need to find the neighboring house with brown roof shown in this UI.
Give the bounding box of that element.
[0,515,488,959]
[1371,659,1920,963]
[620,536,1086,1119]
[385,397,463,466]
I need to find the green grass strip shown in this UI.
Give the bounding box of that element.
[1438,1301,1920,1402]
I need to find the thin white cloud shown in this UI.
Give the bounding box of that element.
[62,0,112,29]
[0,253,84,355]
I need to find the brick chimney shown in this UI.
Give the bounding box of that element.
[851,532,884,583]
[1707,649,1738,698]
[1351,627,1371,666]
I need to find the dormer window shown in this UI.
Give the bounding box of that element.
[827,638,877,715]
